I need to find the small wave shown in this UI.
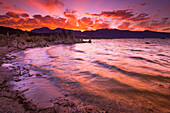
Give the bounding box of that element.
[157,54,170,58]
[139,66,170,74]
[49,56,58,59]
[130,56,170,68]
[73,49,86,53]
[93,60,170,83]
[160,59,170,63]
[129,56,155,63]
[96,52,111,55]
[157,54,166,56]
[79,71,100,77]
[40,65,51,68]
[129,49,143,52]
[73,58,84,61]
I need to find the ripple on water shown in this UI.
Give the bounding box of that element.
[9,39,170,112]
[93,60,170,83]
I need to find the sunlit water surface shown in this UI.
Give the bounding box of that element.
[6,39,170,111]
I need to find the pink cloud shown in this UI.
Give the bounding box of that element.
[30,0,64,14]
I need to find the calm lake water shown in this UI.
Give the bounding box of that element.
[6,39,170,112]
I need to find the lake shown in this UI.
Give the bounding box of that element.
[5,39,170,112]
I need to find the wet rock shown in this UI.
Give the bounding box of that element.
[145,42,150,44]
[26,74,33,77]
[20,88,29,93]
[159,84,164,87]
[64,94,68,97]
[14,79,22,82]
[36,73,43,77]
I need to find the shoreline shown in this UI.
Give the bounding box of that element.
[0,48,94,113]
[0,46,141,113]
[0,47,54,112]
[0,46,109,113]
[0,41,105,113]
[1,39,169,112]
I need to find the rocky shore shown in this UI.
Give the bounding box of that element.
[0,50,102,113]
[0,30,86,50]
[0,35,109,113]
[0,33,99,113]
[0,48,140,113]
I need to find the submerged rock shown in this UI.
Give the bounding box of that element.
[145,42,150,44]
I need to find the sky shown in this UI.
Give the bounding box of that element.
[0,0,170,32]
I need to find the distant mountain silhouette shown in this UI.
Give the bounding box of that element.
[0,26,169,38]
[0,26,24,34]
[31,27,170,38]
[31,27,54,33]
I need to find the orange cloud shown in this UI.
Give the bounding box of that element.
[117,22,131,30]
[30,0,64,14]
[162,28,170,32]
[0,11,111,31]
[0,11,169,32]
[84,13,100,17]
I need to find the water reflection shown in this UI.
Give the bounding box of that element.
[11,39,170,112]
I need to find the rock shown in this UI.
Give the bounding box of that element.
[14,79,22,82]
[20,88,29,93]
[159,84,164,87]
[36,73,43,77]
[145,42,150,44]
[31,82,34,84]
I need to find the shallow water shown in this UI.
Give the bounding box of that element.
[6,39,170,112]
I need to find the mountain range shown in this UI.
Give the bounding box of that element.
[31,27,170,38]
[0,26,170,38]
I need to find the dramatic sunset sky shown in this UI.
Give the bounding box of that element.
[0,0,170,32]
